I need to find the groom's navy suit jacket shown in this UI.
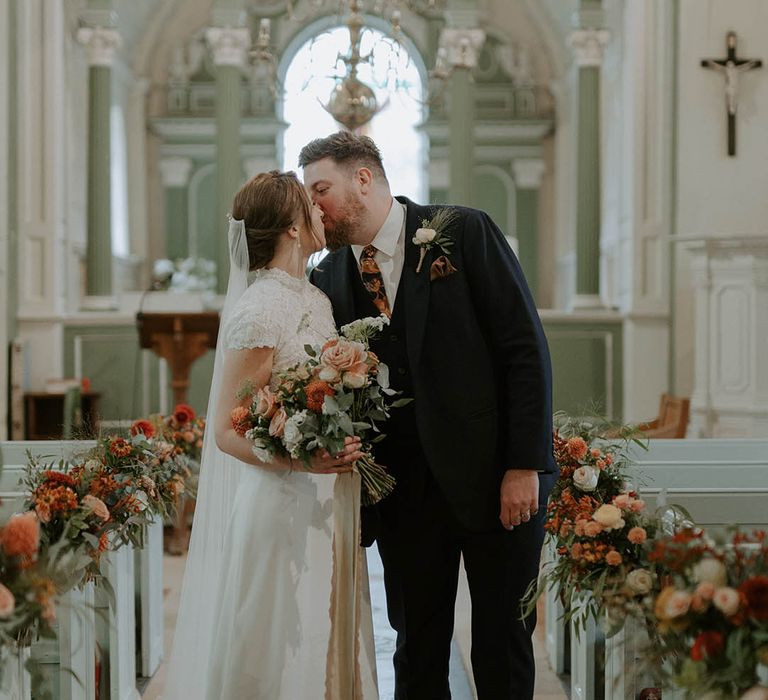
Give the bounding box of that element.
[311,197,557,532]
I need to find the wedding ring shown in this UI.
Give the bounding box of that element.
[521,511,531,522]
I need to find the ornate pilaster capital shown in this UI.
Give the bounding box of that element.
[568,29,610,67]
[159,157,193,188]
[77,26,123,67]
[439,28,486,70]
[205,27,251,68]
[512,158,546,189]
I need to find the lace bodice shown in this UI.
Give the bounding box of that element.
[224,268,337,386]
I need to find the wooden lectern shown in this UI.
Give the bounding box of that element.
[136,311,219,554]
[136,312,220,407]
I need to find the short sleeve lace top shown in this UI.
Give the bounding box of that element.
[224,267,337,385]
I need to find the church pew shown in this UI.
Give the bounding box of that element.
[136,518,164,678]
[563,438,768,700]
[0,441,161,699]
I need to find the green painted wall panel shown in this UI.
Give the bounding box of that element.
[542,318,623,420]
[195,168,218,263]
[473,172,508,240]
[165,188,188,260]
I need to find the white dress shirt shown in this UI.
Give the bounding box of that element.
[351,198,407,308]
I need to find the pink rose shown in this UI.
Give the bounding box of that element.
[630,499,646,512]
[269,407,288,438]
[0,584,15,617]
[627,527,647,544]
[255,387,278,419]
[713,586,741,617]
[663,590,692,618]
[591,448,601,458]
[691,582,716,611]
[584,521,603,537]
[82,495,110,522]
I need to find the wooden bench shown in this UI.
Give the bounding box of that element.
[0,441,163,699]
[636,393,690,439]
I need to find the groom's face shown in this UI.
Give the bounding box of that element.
[304,158,367,251]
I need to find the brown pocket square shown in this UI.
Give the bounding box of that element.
[430,255,457,281]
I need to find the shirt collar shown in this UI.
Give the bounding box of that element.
[351,198,405,261]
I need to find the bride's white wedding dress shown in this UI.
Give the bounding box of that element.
[165,266,378,700]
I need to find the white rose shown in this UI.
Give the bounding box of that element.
[318,366,340,383]
[691,558,727,587]
[626,569,653,595]
[592,504,625,531]
[413,228,437,244]
[713,586,741,616]
[249,437,273,464]
[283,411,308,454]
[573,466,599,492]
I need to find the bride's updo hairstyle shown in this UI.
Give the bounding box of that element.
[231,170,314,271]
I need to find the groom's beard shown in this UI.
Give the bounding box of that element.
[324,192,367,251]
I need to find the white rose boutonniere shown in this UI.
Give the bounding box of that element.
[413,208,459,274]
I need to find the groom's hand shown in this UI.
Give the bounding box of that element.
[499,469,539,530]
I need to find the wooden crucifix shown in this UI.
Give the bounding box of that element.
[701,31,762,156]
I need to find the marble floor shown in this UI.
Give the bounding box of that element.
[143,546,569,699]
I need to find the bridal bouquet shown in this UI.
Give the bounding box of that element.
[231,315,408,505]
[644,528,768,699]
[523,416,659,635]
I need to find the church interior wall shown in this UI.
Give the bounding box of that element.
[673,0,768,413]
[1,0,11,439]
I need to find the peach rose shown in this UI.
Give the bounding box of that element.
[269,407,288,438]
[566,436,588,461]
[584,521,603,537]
[627,527,647,544]
[613,493,631,510]
[606,550,622,566]
[691,581,716,611]
[0,584,15,617]
[1,511,40,559]
[255,387,278,419]
[342,363,369,389]
[320,339,368,375]
[692,558,727,587]
[592,504,625,531]
[630,499,646,512]
[82,495,110,522]
[713,586,741,617]
[591,448,601,458]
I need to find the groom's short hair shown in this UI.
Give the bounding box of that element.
[299,131,388,182]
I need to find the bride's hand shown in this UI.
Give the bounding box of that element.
[305,436,364,474]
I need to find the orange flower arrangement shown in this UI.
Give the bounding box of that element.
[131,418,156,438]
[0,512,40,564]
[108,437,133,458]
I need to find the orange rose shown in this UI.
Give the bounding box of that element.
[606,550,622,566]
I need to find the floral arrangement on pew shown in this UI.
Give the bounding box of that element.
[523,415,659,635]
[644,528,768,700]
[21,433,192,588]
[232,315,409,505]
[0,511,75,693]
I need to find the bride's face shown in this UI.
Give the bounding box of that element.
[304,202,326,253]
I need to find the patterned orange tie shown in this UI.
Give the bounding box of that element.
[359,245,391,318]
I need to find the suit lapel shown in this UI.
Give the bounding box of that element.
[397,196,431,371]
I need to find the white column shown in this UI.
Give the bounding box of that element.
[126,77,150,285]
[15,0,68,388]
[685,237,768,438]
[609,0,675,422]
[0,0,10,440]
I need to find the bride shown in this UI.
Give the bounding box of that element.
[163,171,379,699]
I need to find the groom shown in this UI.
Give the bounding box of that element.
[302,131,557,700]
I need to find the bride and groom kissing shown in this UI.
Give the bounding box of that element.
[164,131,558,700]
